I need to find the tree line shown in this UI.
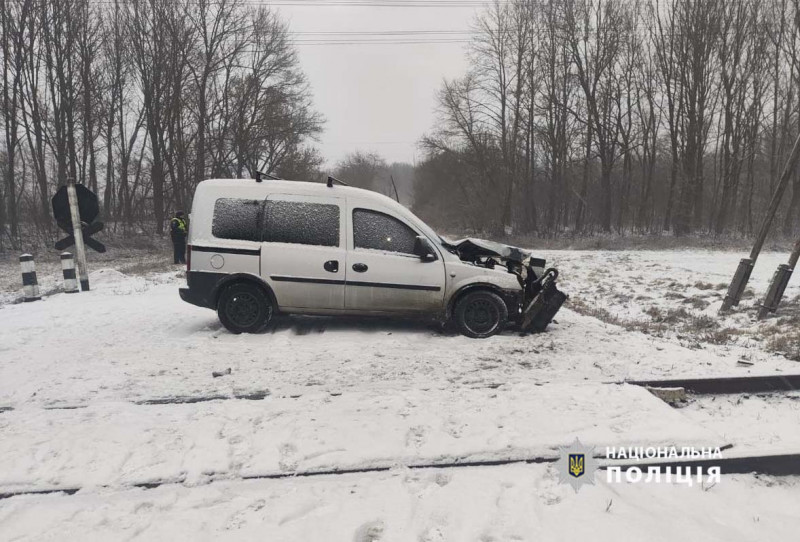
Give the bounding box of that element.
[7,0,800,250]
[413,0,800,238]
[0,0,322,249]
[334,151,415,206]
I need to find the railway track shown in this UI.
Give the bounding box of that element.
[628,373,800,394]
[4,374,798,502]
[607,452,800,477]
[3,447,799,502]
[608,374,800,476]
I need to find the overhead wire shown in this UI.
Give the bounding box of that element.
[69,0,505,7]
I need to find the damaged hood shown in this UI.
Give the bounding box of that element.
[447,238,531,264]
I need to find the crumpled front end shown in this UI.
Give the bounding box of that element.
[448,238,568,332]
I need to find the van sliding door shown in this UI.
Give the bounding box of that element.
[261,194,346,311]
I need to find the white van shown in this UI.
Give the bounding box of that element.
[179,178,566,338]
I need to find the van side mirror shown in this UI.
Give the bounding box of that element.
[414,236,437,262]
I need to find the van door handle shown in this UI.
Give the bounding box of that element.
[324,260,339,273]
[352,263,368,273]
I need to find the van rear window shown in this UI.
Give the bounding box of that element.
[212,198,263,241]
[265,200,339,247]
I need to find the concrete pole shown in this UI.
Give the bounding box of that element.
[60,252,79,293]
[66,178,90,291]
[757,238,800,319]
[789,239,800,270]
[19,254,41,302]
[720,131,800,312]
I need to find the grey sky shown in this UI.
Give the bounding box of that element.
[274,2,484,167]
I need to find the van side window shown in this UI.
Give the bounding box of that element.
[353,209,417,255]
[212,198,263,241]
[265,200,340,247]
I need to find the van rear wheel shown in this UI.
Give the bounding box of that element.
[217,282,273,334]
[453,290,508,338]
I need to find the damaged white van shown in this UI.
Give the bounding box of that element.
[179,177,566,338]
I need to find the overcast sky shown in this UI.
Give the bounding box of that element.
[273,2,485,168]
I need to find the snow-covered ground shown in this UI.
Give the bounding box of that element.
[3,466,799,542]
[1,249,799,540]
[543,250,800,360]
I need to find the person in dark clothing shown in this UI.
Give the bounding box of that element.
[170,211,188,264]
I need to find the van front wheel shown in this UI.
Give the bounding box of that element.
[453,290,508,338]
[217,282,273,334]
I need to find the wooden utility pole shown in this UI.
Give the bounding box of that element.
[720,131,800,312]
[389,175,400,203]
[66,177,90,291]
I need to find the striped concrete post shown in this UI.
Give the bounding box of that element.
[19,254,41,302]
[60,252,79,293]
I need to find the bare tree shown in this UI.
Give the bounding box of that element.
[564,0,629,232]
[1,0,32,246]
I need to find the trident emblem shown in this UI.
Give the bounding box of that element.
[569,454,585,478]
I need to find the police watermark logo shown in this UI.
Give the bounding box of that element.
[556,438,598,492]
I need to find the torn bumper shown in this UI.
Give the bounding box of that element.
[520,268,568,333]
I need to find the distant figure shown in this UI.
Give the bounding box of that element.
[170,211,188,264]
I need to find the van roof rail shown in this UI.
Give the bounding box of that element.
[254,171,280,183]
[327,176,348,187]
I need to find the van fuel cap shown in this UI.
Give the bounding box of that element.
[210,254,225,269]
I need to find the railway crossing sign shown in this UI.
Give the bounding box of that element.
[51,184,106,253]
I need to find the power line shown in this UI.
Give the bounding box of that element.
[263,28,479,45]
[259,1,497,4]
[75,0,502,6]
[288,40,469,44]
[289,38,470,41]
[285,29,477,44]
[291,30,476,35]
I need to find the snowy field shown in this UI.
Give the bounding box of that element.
[542,249,800,361]
[1,249,799,540]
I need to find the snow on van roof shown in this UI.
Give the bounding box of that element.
[193,178,439,241]
[198,178,406,208]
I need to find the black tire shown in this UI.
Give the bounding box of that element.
[453,290,508,339]
[217,282,273,334]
